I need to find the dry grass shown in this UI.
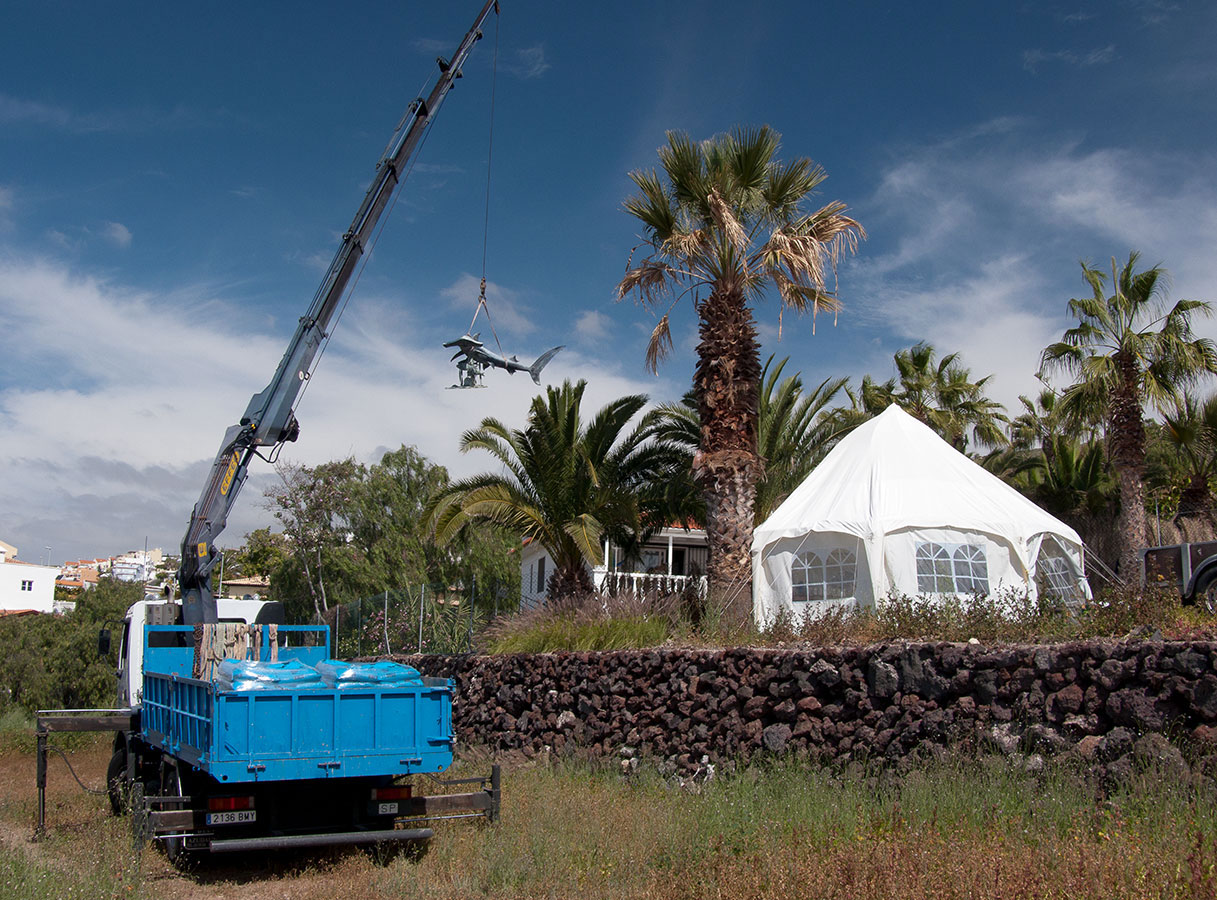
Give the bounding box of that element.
[3,734,1215,899]
[485,583,1217,655]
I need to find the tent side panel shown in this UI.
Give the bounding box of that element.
[753,532,873,624]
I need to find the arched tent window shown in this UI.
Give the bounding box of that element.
[915,542,989,595]
[792,548,857,603]
[1035,539,1083,602]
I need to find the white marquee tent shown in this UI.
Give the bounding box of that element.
[752,405,1090,624]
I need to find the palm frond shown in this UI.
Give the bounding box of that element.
[645,314,673,374]
[617,259,679,307]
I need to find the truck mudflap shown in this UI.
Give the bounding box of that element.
[202,826,434,853]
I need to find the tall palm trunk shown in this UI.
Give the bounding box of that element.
[692,287,763,625]
[1110,350,1147,580]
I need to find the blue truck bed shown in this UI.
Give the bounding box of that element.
[139,625,453,783]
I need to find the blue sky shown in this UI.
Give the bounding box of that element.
[2,1,1215,564]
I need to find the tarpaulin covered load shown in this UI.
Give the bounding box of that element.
[314,659,424,688]
[215,658,324,692]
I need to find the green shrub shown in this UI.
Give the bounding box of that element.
[483,591,688,653]
[0,579,141,715]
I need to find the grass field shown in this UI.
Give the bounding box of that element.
[2,733,1216,900]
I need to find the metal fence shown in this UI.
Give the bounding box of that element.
[328,578,514,658]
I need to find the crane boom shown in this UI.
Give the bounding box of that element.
[178,1,498,624]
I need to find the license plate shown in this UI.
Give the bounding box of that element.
[206,810,256,825]
[377,802,398,816]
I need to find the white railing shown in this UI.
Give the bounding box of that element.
[593,569,707,599]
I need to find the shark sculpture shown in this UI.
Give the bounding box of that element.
[444,333,564,389]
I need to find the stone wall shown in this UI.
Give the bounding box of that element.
[397,640,1217,777]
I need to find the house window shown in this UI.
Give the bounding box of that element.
[536,557,546,594]
[20,580,33,592]
[916,542,988,595]
[792,549,857,602]
[640,549,665,573]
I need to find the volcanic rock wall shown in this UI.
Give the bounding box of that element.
[398,641,1217,776]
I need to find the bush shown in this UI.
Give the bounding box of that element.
[0,579,141,715]
[482,591,689,653]
[758,582,1207,647]
[483,581,1215,654]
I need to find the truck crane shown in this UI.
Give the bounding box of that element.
[179,0,499,626]
[33,2,503,861]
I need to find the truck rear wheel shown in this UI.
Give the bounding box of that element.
[160,763,190,867]
[106,748,128,816]
[1199,573,1217,615]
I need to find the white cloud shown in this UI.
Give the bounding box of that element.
[102,221,132,248]
[440,272,535,337]
[0,93,80,129]
[1023,44,1117,73]
[504,45,551,80]
[574,309,611,341]
[0,256,671,562]
[852,122,1217,414]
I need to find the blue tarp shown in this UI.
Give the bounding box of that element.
[314,659,424,688]
[215,658,324,692]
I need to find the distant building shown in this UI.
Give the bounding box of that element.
[111,549,162,583]
[0,540,57,613]
[56,560,102,591]
[219,574,270,599]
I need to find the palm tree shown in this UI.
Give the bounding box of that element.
[647,356,850,527]
[425,380,680,600]
[846,342,1009,452]
[1155,392,1217,533]
[1040,252,1217,580]
[618,127,863,622]
[1009,382,1073,469]
[1024,435,1115,520]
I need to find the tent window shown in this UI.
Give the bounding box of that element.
[915,542,988,595]
[792,549,856,602]
[1036,543,1080,600]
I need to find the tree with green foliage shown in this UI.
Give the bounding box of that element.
[267,446,519,622]
[1009,382,1078,470]
[1149,392,1217,535]
[1041,252,1217,579]
[0,578,141,715]
[854,342,1009,452]
[618,126,863,622]
[426,380,682,600]
[268,457,364,620]
[646,356,850,526]
[347,445,519,603]
[224,528,289,580]
[1021,435,1115,520]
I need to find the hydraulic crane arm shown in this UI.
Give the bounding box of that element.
[178,1,499,625]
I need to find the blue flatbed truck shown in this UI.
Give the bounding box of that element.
[34,1,503,856]
[36,597,498,860]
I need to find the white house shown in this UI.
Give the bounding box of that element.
[0,541,57,613]
[519,525,708,608]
